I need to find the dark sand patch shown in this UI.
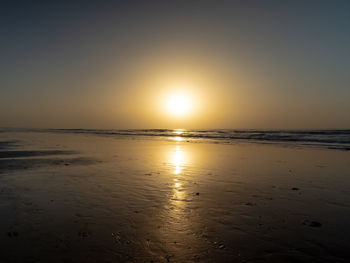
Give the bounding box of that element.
[0,157,98,172]
[0,150,76,159]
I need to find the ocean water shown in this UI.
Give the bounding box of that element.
[2,128,350,150]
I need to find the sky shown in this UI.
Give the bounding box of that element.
[1,0,349,129]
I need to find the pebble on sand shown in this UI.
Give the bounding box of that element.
[302,220,322,228]
[7,231,18,237]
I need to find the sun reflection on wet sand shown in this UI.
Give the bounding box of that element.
[172,178,186,202]
[172,145,184,175]
[169,144,189,203]
[167,142,194,214]
[155,141,206,261]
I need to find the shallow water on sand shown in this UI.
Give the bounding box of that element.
[0,131,349,262]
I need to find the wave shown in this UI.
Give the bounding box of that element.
[1,128,350,150]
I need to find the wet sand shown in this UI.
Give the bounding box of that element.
[0,131,350,262]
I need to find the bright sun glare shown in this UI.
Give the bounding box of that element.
[166,93,192,116]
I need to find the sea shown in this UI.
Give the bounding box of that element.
[1,128,349,150]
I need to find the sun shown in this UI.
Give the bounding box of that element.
[166,93,192,116]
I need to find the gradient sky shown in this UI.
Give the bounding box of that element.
[1,0,349,129]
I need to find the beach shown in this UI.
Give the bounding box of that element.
[0,130,349,262]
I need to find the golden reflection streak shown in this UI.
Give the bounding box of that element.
[169,145,189,204]
[172,145,184,175]
[157,143,192,248]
